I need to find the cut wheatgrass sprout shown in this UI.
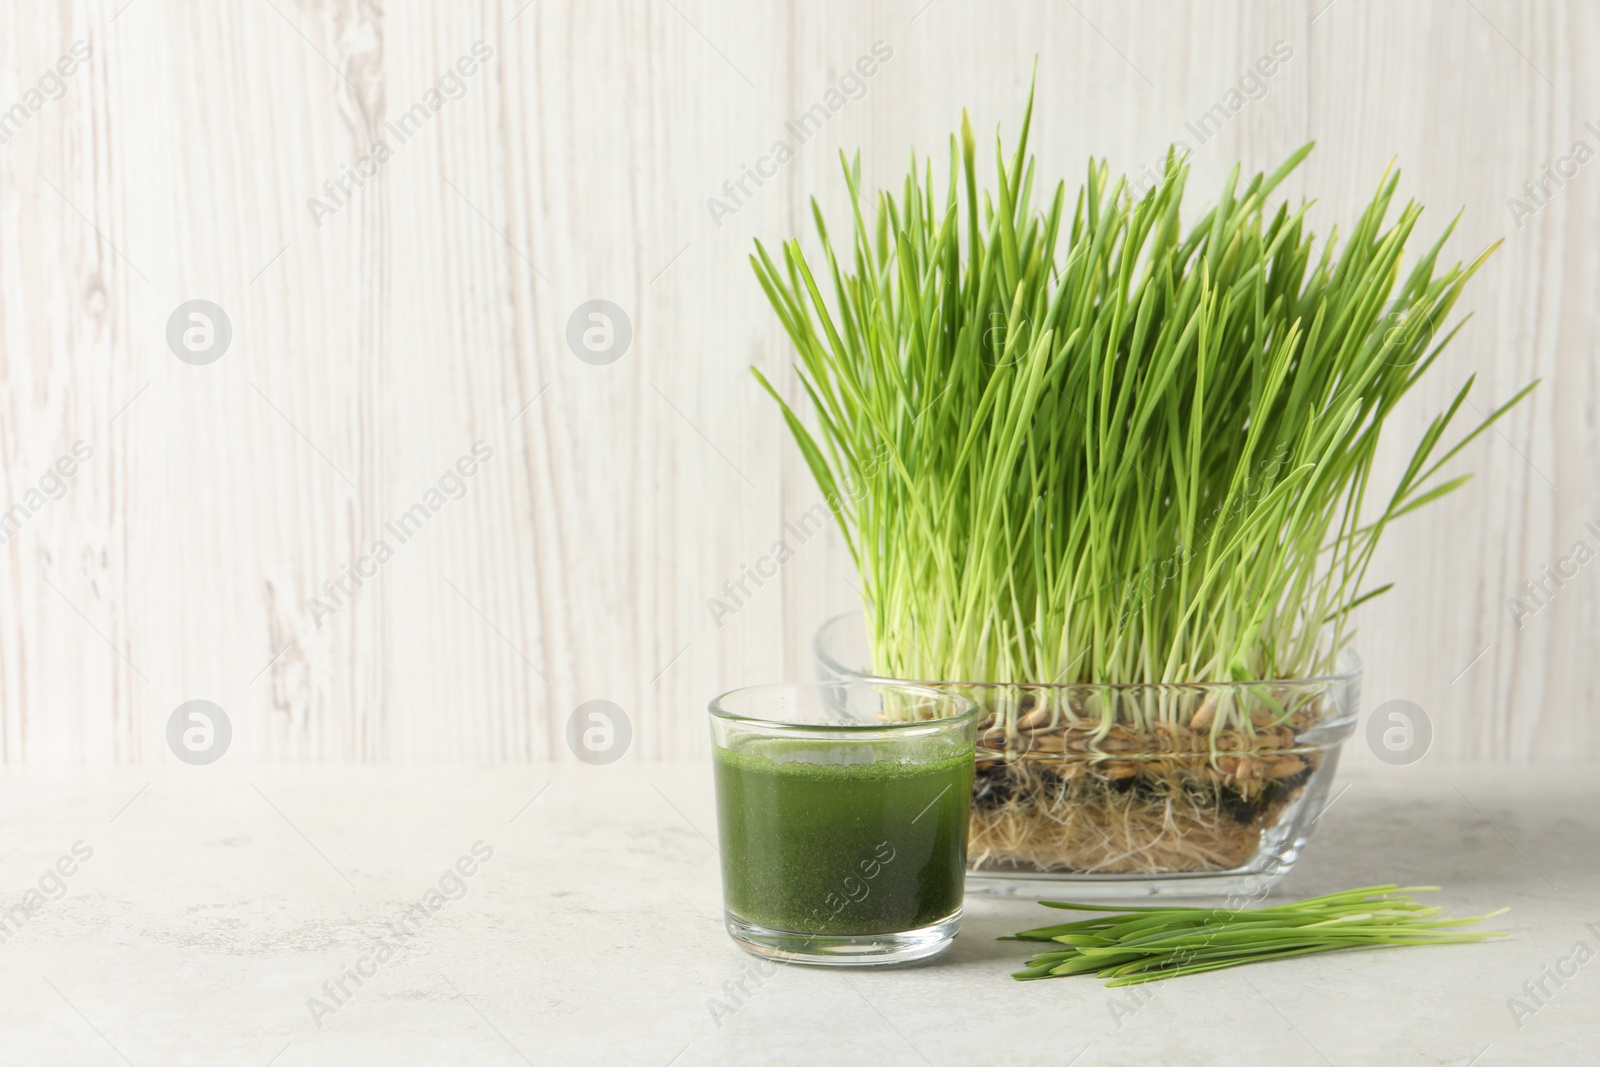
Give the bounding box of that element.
[1005,886,1508,985]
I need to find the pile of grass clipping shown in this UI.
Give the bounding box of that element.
[1007,886,1507,984]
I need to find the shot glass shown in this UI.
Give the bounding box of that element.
[708,681,979,965]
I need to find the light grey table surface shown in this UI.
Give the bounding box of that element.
[0,762,1593,1066]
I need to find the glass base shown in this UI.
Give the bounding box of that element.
[725,910,961,966]
[966,863,1291,902]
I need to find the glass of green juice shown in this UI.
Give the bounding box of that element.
[709,682,979,965]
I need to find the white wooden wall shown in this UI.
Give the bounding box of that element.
[0,0,1591,764]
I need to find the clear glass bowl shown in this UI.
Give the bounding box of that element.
[814,612,1361,900]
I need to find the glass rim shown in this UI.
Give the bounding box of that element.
[707,680,981,731]
[813,611,1364,691]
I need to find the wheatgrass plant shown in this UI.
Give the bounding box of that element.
[753,89,1533,737]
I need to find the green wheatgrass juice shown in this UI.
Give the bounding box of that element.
[714,737,974,936]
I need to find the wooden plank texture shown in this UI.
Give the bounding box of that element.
[0,0,1590,763]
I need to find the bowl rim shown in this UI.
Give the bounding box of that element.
[812,611,1364,691]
